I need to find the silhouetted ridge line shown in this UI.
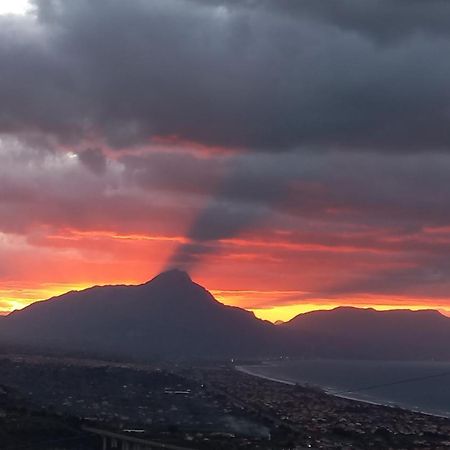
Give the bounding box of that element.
[0,271,276,358]
[147,269,192,284]
[0,274,449,360]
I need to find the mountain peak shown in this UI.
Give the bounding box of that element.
[148,269,192,285]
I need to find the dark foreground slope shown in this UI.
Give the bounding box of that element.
[282,306,450,360]
[0,383,98,449]
[0,270,276,358]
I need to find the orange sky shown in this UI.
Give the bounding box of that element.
[2,226,450,322]
[1,136,450,322]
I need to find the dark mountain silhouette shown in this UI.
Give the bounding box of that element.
[282,307,450,360]
[1,273,450,360]
[0,270,276,358]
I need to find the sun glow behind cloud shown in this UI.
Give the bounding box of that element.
[0,0,31,15]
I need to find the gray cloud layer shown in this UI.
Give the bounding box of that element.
[1,0,450,151]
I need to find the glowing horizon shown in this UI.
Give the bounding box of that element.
[0,0,31,15]
[2,269,450,323]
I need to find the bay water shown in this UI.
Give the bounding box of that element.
[239,360,450,417]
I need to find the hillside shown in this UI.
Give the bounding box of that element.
[282,307,450,360]
[0,270,275,358]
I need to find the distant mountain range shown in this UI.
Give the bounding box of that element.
[281,306,450,360]
[1,270,449,360]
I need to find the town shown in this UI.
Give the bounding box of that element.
[0,355,449,449]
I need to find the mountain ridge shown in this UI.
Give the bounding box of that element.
[1,270,276,359]
[1,270,449,360]
[282,305,450,360]
[284,305,448,328]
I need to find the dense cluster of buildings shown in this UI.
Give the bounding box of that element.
[0,356,449,449]
[197,366,450,449]
[0,356,274,449]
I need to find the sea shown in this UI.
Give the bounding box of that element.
[238,359,450,418]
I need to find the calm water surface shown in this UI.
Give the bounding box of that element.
[241,360,450,417]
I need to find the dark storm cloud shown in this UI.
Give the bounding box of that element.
[1,0,450,151]
[126,150,450,230]
[207,0,450,41]
[4,138,450,257]
[287,0,450,41]
[77,148,106,175]
[121,148,450,275]
[319,257,450,300]
[165,189,270,270]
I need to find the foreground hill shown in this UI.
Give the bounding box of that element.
[0,270,276,358]
[282,307,450,360]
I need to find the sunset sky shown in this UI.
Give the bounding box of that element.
[2,0,450,322]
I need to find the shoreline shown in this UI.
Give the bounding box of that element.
[236,365,297,386]
[235,364,449,420]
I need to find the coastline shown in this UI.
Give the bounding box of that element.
[236,365,297,386]
[235,364,450,419]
